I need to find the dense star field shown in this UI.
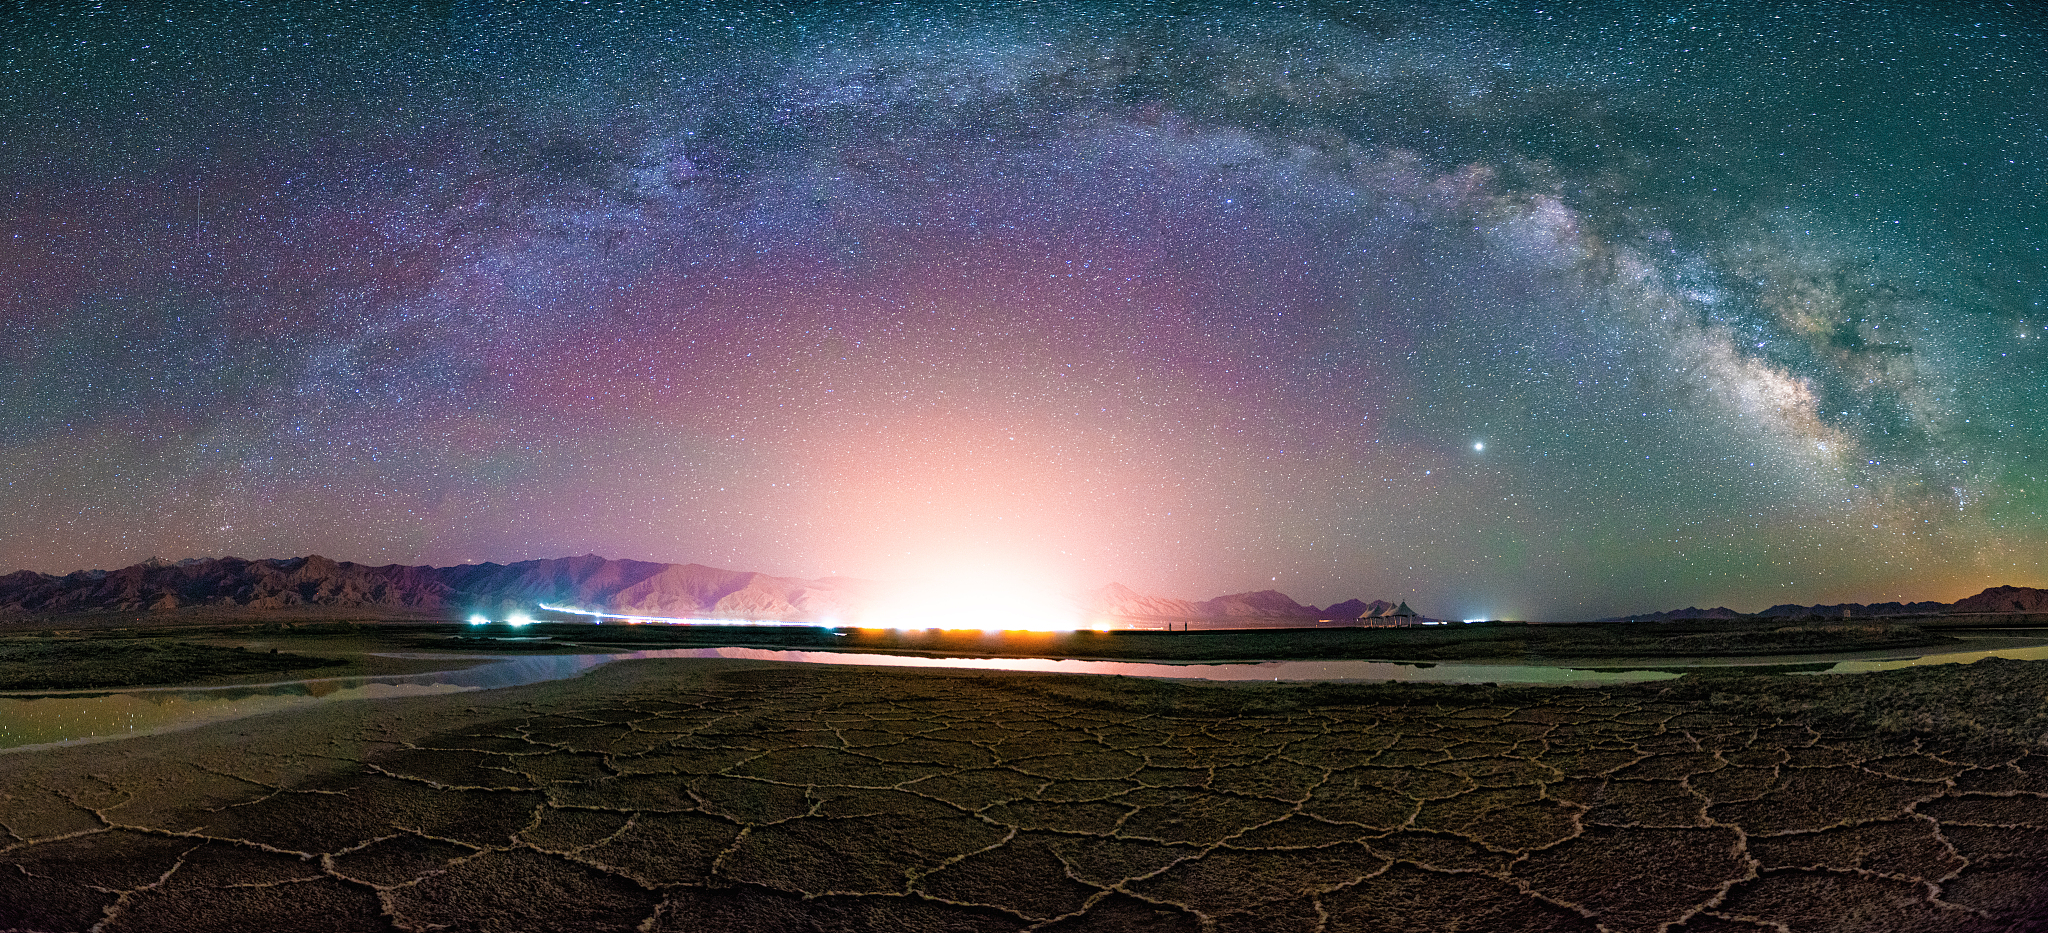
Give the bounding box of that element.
[1,1,2043,620]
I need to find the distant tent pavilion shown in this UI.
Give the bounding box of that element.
[1348,600,1421,627]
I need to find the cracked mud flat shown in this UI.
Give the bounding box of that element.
[1,658,2045,932]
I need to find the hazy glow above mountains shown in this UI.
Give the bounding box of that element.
[543,565,1091,632]
[1,2,2044,620]
[859,568,1087,633]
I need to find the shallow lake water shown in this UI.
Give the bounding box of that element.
[0,653,617,751]
[1795,642,2048,673]
[4,640,2046,752]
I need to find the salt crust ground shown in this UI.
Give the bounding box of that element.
[1,658,2045,932]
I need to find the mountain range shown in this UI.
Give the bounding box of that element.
[5,554,2040,625]
[1596,584,2048,622]
[0,555,1404,626]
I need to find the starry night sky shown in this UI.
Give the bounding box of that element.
[3,1,2044,620]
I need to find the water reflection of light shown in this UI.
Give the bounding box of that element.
[649,647,1680,685]
[16,641,2045,754]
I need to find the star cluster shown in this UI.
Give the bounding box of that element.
[2,1,2043,619]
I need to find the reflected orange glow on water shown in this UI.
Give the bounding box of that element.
[8,640,2045,754]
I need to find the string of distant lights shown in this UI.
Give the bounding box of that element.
[463,605,1470,630]
[462,604,832,627]
[465,604,1094,632]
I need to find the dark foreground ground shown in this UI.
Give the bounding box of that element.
[2,658,2046,932]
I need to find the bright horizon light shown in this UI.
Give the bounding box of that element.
[860,564,1084,632]
[531,559,1087,633]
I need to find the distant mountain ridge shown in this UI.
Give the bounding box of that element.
[0,555,1403,625]
[0,555,887,621]
[1598,587,2046,623]
[1950,585,2048,614]
[5,555,2037,625]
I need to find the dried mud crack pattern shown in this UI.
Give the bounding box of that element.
[1,663,2046,932]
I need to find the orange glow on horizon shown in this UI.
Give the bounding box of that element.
[856,564,1085,632]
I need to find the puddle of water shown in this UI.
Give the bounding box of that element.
[0,653,616,752]
[7,641,2047,753]
[1804,643,2048,674]
[0,681,474,749]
